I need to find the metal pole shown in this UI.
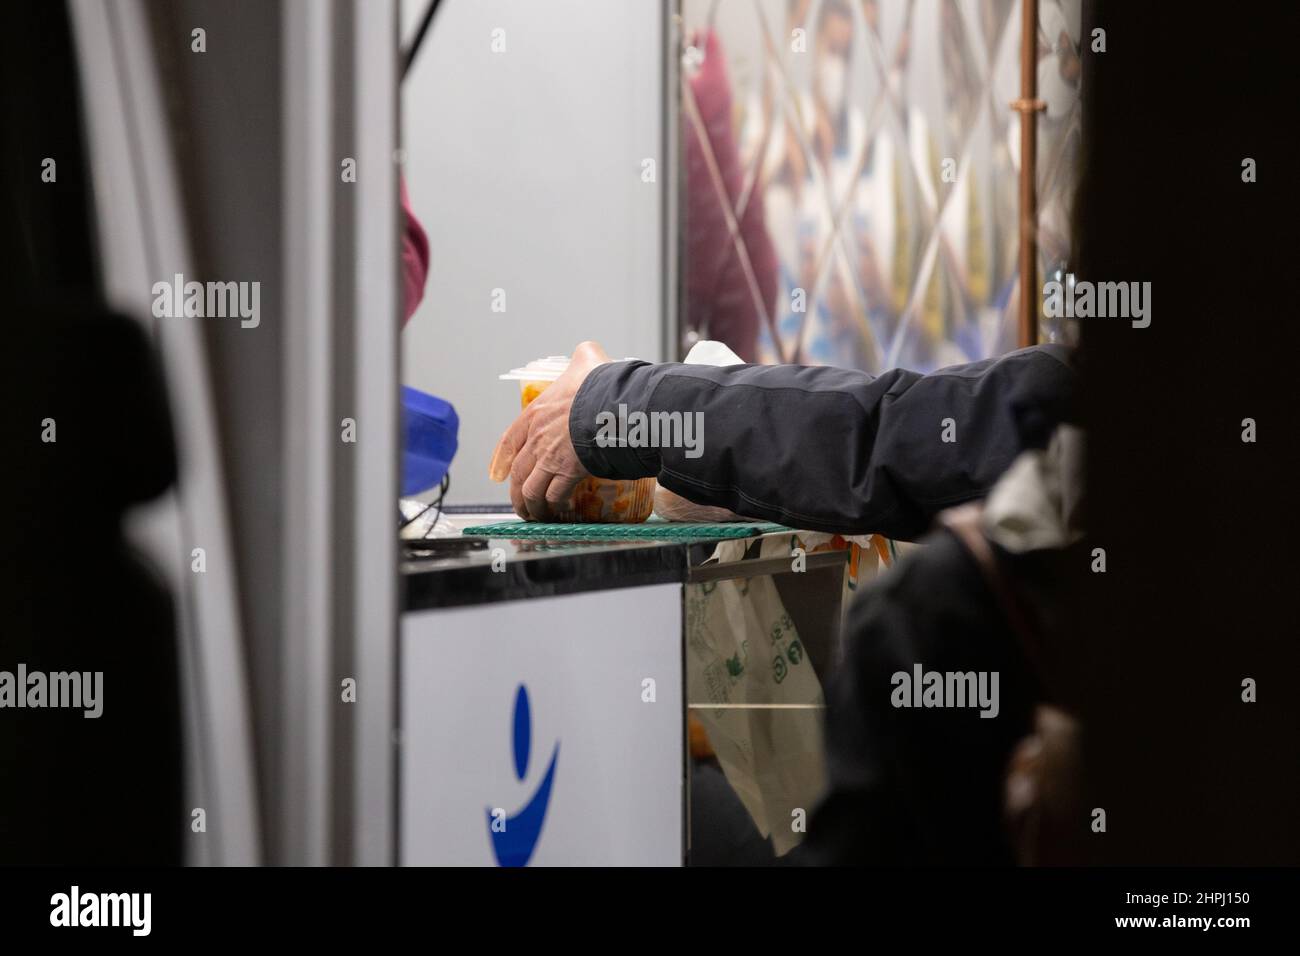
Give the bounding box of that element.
[1014,0,1045,347]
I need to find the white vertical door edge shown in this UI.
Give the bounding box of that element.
[67,0,262,865]
[351,0,401,866]
[281,0,337,867]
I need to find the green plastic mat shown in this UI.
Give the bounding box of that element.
[462,519,789,540]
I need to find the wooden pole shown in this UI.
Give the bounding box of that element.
[1013,0,1046,347]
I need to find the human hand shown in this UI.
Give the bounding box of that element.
[488,341,611,521]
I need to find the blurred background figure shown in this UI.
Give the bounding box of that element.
[686,0,1083,374]
[682,27,779,363]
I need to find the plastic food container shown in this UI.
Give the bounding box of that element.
[498,357,655,523]
[500,356,569,410]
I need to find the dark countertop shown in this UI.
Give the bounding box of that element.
[401,534,692,610]
[398,512,850,612]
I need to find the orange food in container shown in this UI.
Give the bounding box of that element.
[498,357,655,523]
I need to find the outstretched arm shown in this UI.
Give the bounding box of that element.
[492,342,1076,539]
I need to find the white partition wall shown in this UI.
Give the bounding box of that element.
[399,0,673,504]
[401,587,685,866]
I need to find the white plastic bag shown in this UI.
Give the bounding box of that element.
[653,340,746,523]
[686,539,826,855]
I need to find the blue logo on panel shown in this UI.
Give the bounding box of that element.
[487,685,559,867]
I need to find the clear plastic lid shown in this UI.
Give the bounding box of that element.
[499,356,570,382]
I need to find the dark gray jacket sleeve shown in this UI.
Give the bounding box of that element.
[569,345,1076,540]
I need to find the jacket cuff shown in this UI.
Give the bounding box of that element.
[569,361,662,479]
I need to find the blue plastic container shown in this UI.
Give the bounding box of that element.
[401,385,458,496]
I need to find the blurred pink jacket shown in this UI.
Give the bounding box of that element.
[401,177,430,325]
[684,29,778,363]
